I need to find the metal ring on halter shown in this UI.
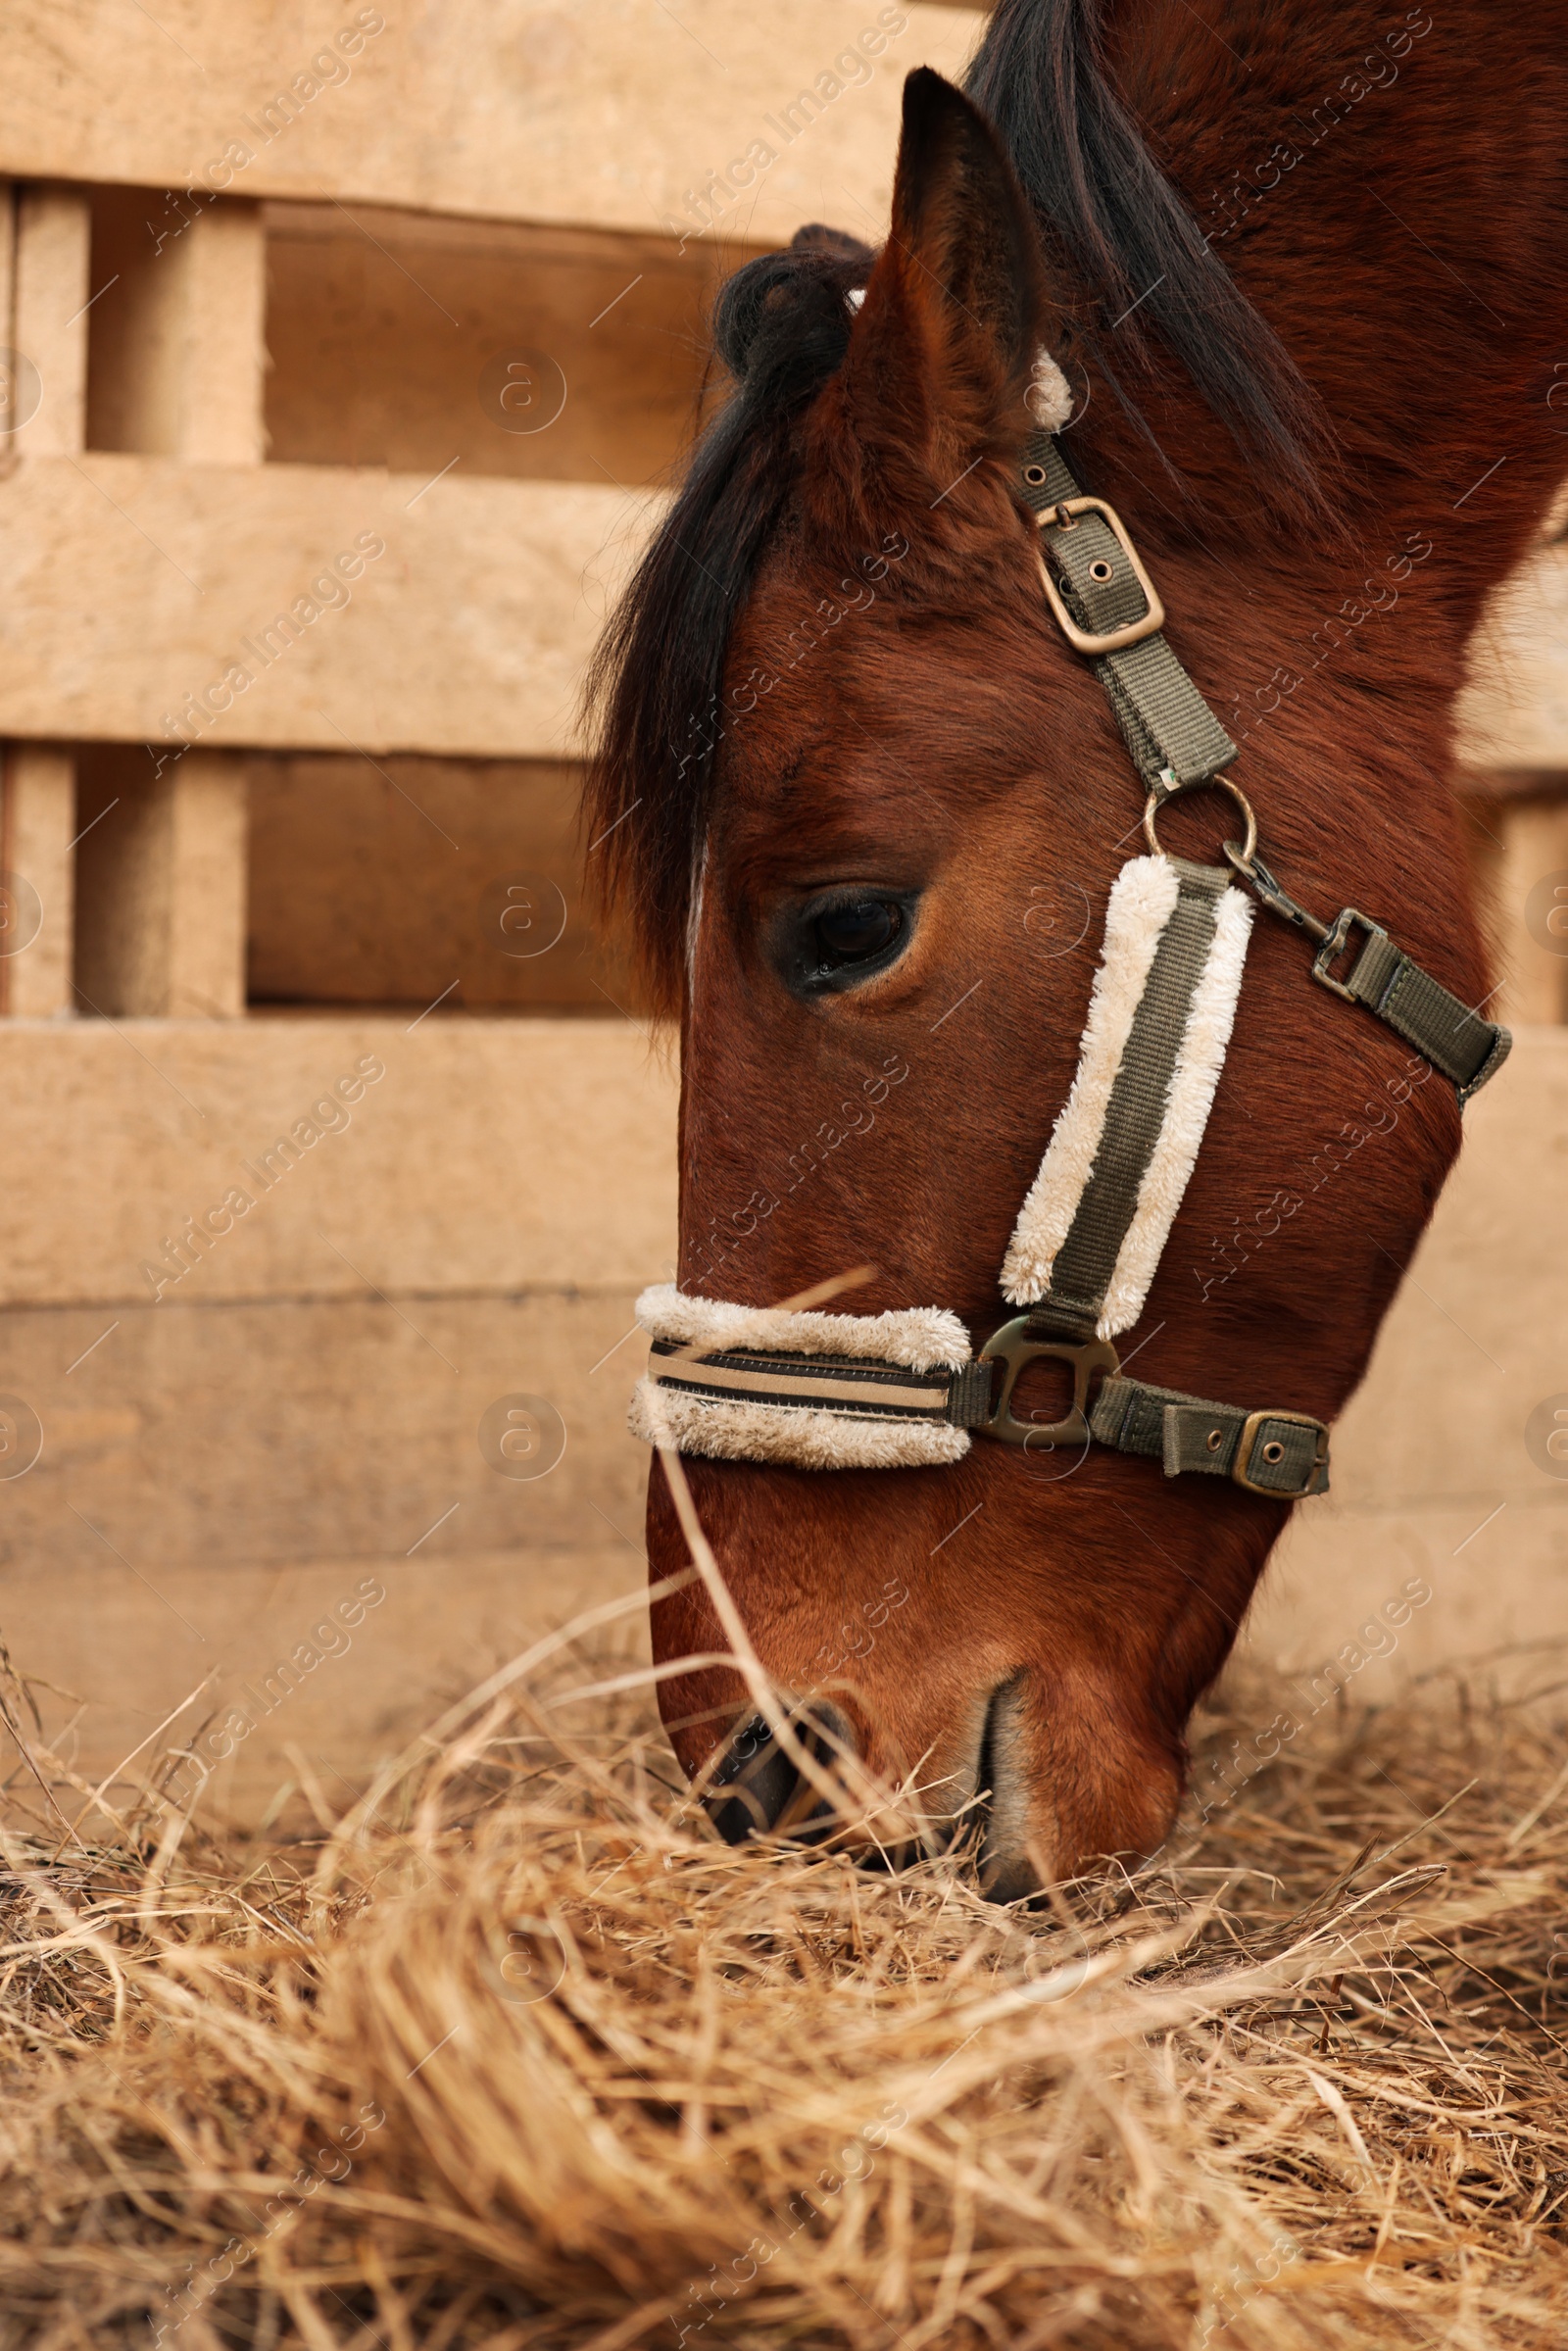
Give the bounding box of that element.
[1142,773,1258,868]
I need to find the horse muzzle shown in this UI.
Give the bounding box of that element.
[701,1684,1043,1893]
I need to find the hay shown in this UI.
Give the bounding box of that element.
[2,1634,1567,2349]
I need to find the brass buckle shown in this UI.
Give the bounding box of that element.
[976,1315,1120,1449]
[1036,497,1166,656]
[1311,907,1384,1002]
[1233,1409,1330,1497]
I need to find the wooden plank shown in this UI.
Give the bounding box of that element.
[1250,1029,1568,1683]
[1,3,981,245]
[258,206,727,492]
[0,179,15,394]
[0,1013,677,1305]
[1491,800,1568,1024]
[0,1544,647,1820]
[0,1291,657,1578]
[0,454,658,756]
[239,749,634,1014]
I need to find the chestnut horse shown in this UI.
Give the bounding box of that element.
[586,0,1568,1888]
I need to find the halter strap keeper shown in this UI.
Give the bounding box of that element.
[1317,915,1511,1102]
[1090,1377,1330,1498]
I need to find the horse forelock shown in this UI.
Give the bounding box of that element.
[581,245,867,1019]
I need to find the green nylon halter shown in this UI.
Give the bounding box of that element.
[965,425,1510,1493]
[639,427,1512,1506]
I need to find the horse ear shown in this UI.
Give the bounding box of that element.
[828,69,1056,500]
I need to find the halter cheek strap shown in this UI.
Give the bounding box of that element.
[629,427,1509,1503]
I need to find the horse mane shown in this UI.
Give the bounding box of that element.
[965,0,1331,502]
[581,241,865,1015]
[583,1,1332,1016]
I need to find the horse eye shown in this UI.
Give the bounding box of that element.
[813,900,903,964]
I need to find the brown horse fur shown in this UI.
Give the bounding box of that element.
[586,0,1568,1886]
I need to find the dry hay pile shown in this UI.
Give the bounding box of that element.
[2,1637,1567,2351]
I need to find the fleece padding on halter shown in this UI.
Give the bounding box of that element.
[629,1289,979,1468]
[630,1379,974,1469]
[1003,855,1253,1341]
[1027,349,1074,433]
[632,1290,971,1371]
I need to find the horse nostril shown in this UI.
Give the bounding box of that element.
[708,1720,797,1844]
[706,1703,855,1846]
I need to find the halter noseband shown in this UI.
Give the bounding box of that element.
[631,420,1510,1504]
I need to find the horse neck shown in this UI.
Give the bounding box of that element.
[1090,0,1568,616]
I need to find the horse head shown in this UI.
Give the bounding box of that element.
[586,13,1565,1888]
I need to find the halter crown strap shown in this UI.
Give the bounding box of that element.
[1020,432,1238,786]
